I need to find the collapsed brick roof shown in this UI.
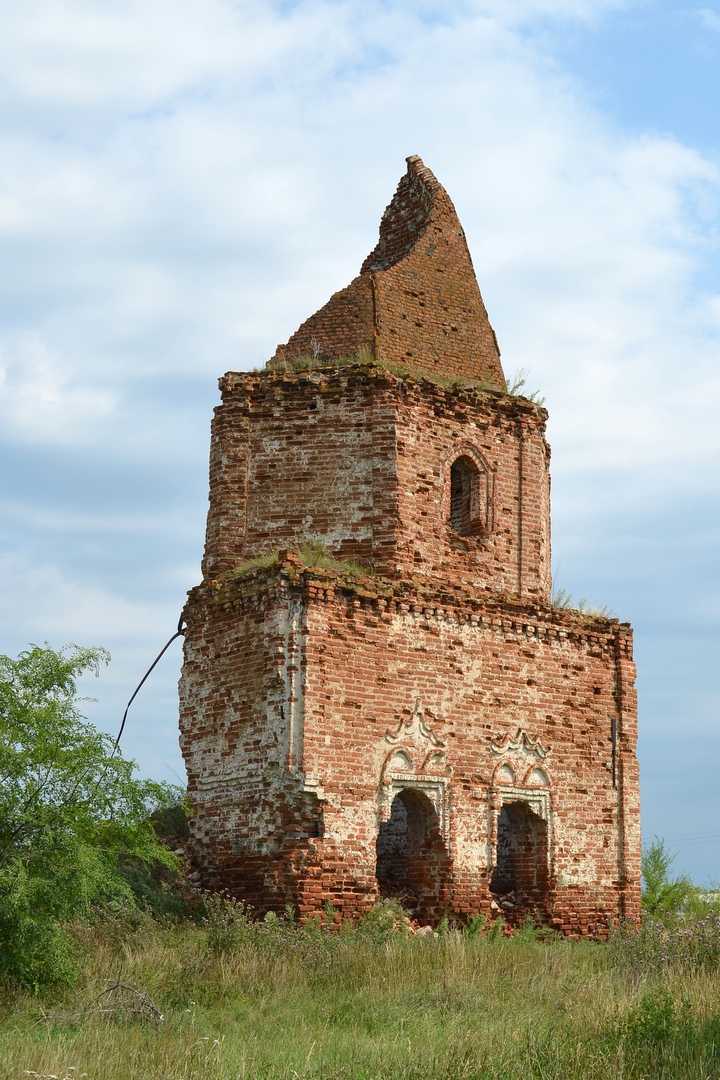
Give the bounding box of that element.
[269,155,505,387]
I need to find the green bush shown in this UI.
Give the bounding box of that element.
[0,643,183,989]
[620,987,720,1075]
[642,838,695,920]
[358,898,413,941]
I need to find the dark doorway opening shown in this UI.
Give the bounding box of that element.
[490,801,549,917]
[376,789,447,916]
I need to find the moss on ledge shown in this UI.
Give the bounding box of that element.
[253,352,542,405]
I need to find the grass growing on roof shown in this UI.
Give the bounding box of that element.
[550,581,614,619]
[297,537,370,576]
[261,351,543,402]
[232,550,281,575]
[263,348,375,373]
[231,539,371,581]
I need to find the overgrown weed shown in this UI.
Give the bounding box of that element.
[609,912,720,977]
[231,537,371,581]
[6,905,720,1078]
[270,348,374,373]
[503,367,545,404]
[232,550,281,575]
[550,583,614,619]
[261,351,545,405]
[297,537,370,577]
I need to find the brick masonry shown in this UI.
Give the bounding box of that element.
[270,155,504,387]
[179,158,641,934]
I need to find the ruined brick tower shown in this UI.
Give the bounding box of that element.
[179,156,641,934]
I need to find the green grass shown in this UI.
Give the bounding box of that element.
[260,352,545,402]
[296,537,370,577]
[5,910,720,1079]
[263,348,375,374]
[231,549,282,576]
[231,538,370,581]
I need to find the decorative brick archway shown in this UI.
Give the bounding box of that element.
[375,704,452,920]
[487,738,553,923]
[376,787,441,901]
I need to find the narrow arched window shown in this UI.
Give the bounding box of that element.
[450,455,481,535]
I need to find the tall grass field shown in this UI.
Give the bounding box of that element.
[4,901,720,1080]
[4,646,717,1077]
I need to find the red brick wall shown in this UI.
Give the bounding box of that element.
[202,366,394,578]
[202,366,551,603]
[182,154,640,937]
[392,380,551,601]
[272,274,376,371]
[180,564,640,934]
[271,156,505,388]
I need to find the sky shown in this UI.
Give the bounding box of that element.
[0,0,718,881]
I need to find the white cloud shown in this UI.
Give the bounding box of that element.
[0,549,187,780]
[698,6,720,32]
[0,551,162,647]
[0,2,716,488]
[0,0,718,842]
[0,333,118,445]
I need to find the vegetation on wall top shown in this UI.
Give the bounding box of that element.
[260,351,544,404]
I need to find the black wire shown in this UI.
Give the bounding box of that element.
[114,614,186,749]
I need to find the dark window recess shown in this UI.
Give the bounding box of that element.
[450,456,482,535]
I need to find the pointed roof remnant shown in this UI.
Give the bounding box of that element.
[269,156,505,387]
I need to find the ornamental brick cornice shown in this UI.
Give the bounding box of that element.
[219,361,548,423]
[184,560,630,650]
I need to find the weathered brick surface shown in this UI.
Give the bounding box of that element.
[180,157,641,935]
[180,565,640,933]
[270,156,504,388]
[202,366,551,604]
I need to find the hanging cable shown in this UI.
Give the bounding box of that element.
[115,614,186,749]
[57,615,187,812]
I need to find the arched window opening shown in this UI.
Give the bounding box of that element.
[450,455,482,535]
[376,789,446,913]
[490,801,549,911]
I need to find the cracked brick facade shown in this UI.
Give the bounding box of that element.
[179,157,641,934]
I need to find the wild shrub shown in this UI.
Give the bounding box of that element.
[610,912,720,975]
[0,644,182,989]
[618,987,720,1076]
[504,367,545,404]
[199,893,255,956]
[550,582,613,618]
[358,898,412,941]
[641,837,695,919]
[513,914,557,943]
[462,912,488,937]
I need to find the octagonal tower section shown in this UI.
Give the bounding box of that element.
[201,365,550,603]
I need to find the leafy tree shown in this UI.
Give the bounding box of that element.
[0,643,182,989]
[641,838,694,920]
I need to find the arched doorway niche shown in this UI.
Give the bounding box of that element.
[488,765,553,921]
[376,787,440,898]
[490,800,549,896]
[375,742,451,919]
